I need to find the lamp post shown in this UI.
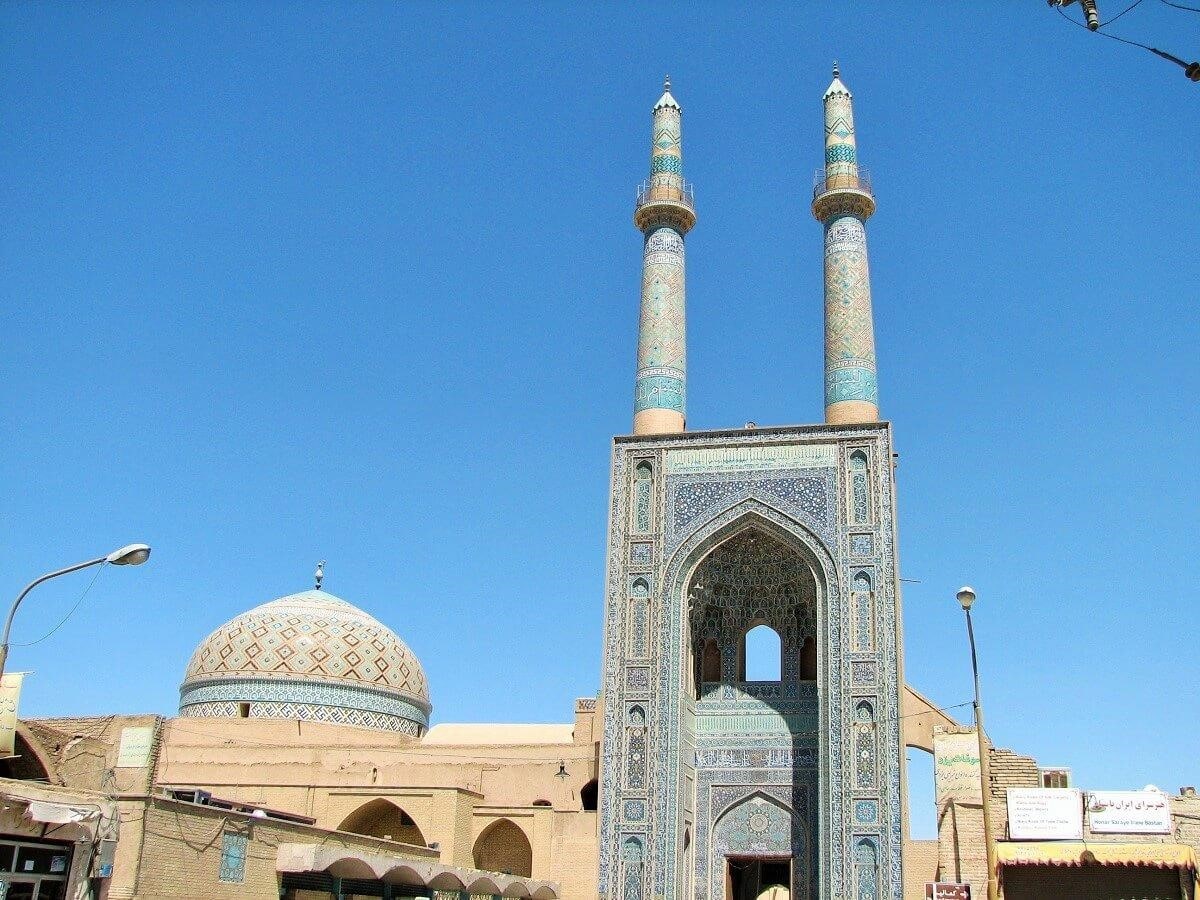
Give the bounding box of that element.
[0,544,151,680]
[957,585,999,900]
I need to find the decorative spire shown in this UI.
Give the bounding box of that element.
[812,67,880,425]
[632,78,695,435]
[314,560,325,591]
[832,60,839,79]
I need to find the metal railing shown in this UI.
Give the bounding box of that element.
[636,179,695,211]
[812,168,872,199]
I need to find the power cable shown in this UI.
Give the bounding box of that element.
[1160,0,1200,11]
[12,563,106,647]
[1100,0,1148,27]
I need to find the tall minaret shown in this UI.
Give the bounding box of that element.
[812,64,880,425]
[632,76,696,435]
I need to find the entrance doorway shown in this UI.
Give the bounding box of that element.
[726,857,792,900]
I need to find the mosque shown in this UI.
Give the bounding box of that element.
[1,71,1196,900]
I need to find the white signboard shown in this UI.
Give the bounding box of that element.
[1007,788,1083,840]
[116,726,155,768]
[1086,790,1172,834]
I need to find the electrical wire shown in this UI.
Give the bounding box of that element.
[1056,4,1158,51]
[1160,0,1200,11]
[1101,0,1148,27]
[12,563,106,647]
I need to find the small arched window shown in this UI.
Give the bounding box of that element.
[741,624,782,682]
[855,837,879,900]
[853,570,875,652]
[850,450,870,523]
[623,836,645,900]
[855,701,877,789]
[580,778,598,811]
[633,462,653,533]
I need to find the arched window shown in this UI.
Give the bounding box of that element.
[622,836,644,900]
[855,838,879,900]
[702,638,721,684]
[741,624,782,682]
[580,778,598,811]
[855,701,877,789]
[625,706,646,790]
[337,799,425,846]
[800,636,817,680]
[473,818,532,878]
[853,570,875,652]
[633,462,653,533]
[850,450,870,524]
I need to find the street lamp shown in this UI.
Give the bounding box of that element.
[0,544,152,680]
[956,585,999,900]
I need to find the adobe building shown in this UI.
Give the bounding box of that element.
[3,71,1196,900]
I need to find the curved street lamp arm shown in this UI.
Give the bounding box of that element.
[2,556,107,656]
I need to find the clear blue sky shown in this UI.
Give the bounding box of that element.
[3,3,1197,839]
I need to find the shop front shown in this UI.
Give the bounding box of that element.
[0,837,75,900]
[998,842,1197,900]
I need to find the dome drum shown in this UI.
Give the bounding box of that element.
[180,590,430,736]
[179,676,431,735]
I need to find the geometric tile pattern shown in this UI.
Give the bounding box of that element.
[181,699,424,737]
[598,425,905,900]
[179,589,430,734]
[819,71,879,417]
[634,89,690,420]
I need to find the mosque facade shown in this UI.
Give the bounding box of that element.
[3,72,1197,900]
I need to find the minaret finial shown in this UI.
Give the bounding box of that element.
[832,60,839,79]
[314,560,325,590]
[664,74,671,91]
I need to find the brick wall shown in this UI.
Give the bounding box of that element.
[108,795,434,900]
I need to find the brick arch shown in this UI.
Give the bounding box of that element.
[337,798,425,846]
[0,725,61,785]
[473,817,533,878]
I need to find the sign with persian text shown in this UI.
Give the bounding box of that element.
[926,884,971,900]
[934,731,981,804]
[1086,790,1172,834]
[1007,788,1083,840]
[665,444,836,474]
[116,725,155,768]
[0,673,25,757]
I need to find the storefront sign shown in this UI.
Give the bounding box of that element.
[934,732,982,803]
[1007,787,1083,840]
[116,725,155,768]
[0,673,25,757]
[1086,790,1172,834]
[926,883,971,899]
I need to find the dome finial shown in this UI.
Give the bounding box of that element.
[314,559,325,590]
[832,60,840,79]
[664,74,671,92]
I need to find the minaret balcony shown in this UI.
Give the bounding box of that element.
[812,168,872,199]
[634,179,696,233]
[812,168,876,222]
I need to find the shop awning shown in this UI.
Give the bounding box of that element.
[997,842,1197,871]
[277,843,560,898]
